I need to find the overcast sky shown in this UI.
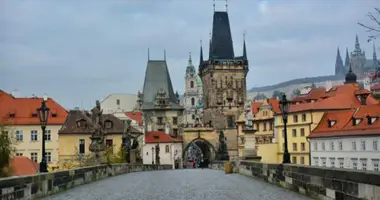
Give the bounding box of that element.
[0,0,379,109]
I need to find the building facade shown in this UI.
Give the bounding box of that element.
[139,58,184,136]
[100,93,138,114]
[181,53,203,126]
[0,90,68,168]
[309,105,380,171]
[142,131,182,167]
[198,10,248,158]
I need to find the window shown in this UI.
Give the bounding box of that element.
[190,81,194,88]
[292,143,297,151]
[191,98,195,106]
[338,158,344,168]
[79,139,85,154]
[330,142,334,151]
[30,152,38,163]
[292,156,297,164]
[227,116,235,128]
[352,141,356,151]
[31,130,38,141]
[269,122,273,130]
[300,128,305,136]
[302,114,306,122]
[351,158,358,169]
[373,140,378,151]
[45,152,51,163]
[157,117,163,125]
[192,114,195,120]
[300,156,305,164]
[15,130,24,141]
[165,145,169,153]
[313,157,319,166]
[339,141,343,150]
[293,115,298,123]
[52,113,57,118]
[314,142,318,151]
[263,122,267,131]
[372,159,379,171]
[360,159,367,171]
[361,141,366,151]
[172,117,178,125]
[321,157,326,167]
[45,130,51,141]
[16,153,23,156]
[292,129,297,137]
[77,119,87,128]
[116,99,120,106]
[322,142,325,151]
[106,139,113,153]
[301,143,305,151]
[329,158,335,168]
[32,113,38,118]
[172,129,178,137]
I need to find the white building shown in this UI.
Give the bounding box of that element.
[181,53,203,125]
[309,106,380,172]
[142,131,183,168]
[100,93,137,114]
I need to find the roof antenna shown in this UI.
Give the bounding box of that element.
[225,0,228,12]
[164,49,166,61]
[213,0,215,12]
[148,48,150,60]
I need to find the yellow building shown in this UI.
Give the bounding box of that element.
[0,90,68,169]
[251,99,279,163]
[58,110,142,167]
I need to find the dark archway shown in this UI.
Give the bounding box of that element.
[183,138,216,168]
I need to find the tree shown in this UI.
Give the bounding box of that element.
[358,8,380,42]
[0,124,14,177]
[271,90,284,99]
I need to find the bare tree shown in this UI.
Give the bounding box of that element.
[358,8,380,42]
[0,124,15,177]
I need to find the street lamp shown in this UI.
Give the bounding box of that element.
[279,94,291,164]
[151,146,154,165]
[37,94,50,172]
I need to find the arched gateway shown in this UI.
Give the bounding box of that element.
[183,138,216,167]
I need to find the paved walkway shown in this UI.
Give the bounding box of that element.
[44,169,310,200]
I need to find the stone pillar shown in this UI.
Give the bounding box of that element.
[130,149,138,164]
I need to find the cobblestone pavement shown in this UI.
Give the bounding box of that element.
[44,169,310,200]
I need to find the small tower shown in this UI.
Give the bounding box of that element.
[335,47,344,77]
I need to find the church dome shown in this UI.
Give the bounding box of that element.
[196,75,202,85]
[345,67,357,84]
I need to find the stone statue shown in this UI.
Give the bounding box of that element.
[87,100,107,161]
[217,131,229,161]
[123,119,132,163]
[155,144,160,165]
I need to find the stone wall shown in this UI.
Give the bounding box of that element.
[238,161,380,200]
[0,164,172,200]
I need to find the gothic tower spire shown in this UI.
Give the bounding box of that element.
[243,32,247,60]
[335,46,344,77]
[199,40,203,64]
[373,42,377,61]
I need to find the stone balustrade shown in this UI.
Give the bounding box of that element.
[0,164,172,200]
[232,161,380,200]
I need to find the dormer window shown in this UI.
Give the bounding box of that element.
[32,113,38,118]
[328,120,336,127]
[52,113,57,117]
[153,135,160,140]
[9,113,15,118]
[104,120,113,129]
[367,116,377,125]
[352,118,361,126]
[76,119,87,128]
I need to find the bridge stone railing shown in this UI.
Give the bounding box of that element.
[0,164,172,200]
[238,161,380,200]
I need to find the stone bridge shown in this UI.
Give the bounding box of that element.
[0,162,379,200]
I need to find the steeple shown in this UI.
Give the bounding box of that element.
[353,34,362,55]
[199,40,203,65]
[186,52,196,77]
[373,42,377,61]
[345,47,350,67]
[188,52,192,65]
[209,11,234,59]
[335,47,344,76]
[243,32,247,60]
[345,62,357,84]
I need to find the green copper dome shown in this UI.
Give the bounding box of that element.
[196,75,202,86]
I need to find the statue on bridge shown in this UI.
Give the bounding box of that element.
[155,143,160,165]
[217,131,229,161]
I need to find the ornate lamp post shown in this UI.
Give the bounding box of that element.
[151,146,154,165]
[37,95,49,173]
[279,94,291,164]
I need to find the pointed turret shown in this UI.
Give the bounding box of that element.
[373,42,377,61]
[186,52,196,77]
[353,34,363,56]
[243,33,247,60]
[200,42,203,65]
[335,47,344,76]
[209,11,234,59]
[345,62,357,84]
[345,47,350,67]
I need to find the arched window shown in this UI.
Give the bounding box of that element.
[190,81,194,88]
[191,98,195,106]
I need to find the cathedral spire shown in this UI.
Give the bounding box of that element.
[373,42,377,61]
[243,32,247,60]
[188,52,192,65]
[345,47,350,67]
[353,34,362,55]
[335,47,344,76]
[200,40,203,65]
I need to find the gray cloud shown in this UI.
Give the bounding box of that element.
[0,0,378,109]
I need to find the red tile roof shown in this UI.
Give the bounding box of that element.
[309,103,380,138]
[9,156,39,176]
[145,131,182,143]
[0,90,68,125]
[371,84,380,91]
[125,111,143,125]
[251,98,280,114]
[287,84,378,113]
